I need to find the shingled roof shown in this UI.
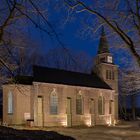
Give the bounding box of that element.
[33,65,112,90]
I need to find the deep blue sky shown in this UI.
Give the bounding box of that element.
[27,0,140,108]
[25,1,101,59]
[28,21,98,57]
[23,0,138,70]
[25,0,130,68]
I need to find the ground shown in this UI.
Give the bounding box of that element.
[1,121,140,140]
[46,122,140,140]
[0,126,75,140]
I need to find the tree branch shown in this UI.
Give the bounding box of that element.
[65,0,140,66]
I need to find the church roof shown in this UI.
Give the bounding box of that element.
[33,65,112,90]
[98,27,110,54]
[13,75,33,85]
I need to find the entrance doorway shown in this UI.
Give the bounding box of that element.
[67,97,72,127]
[37,96,43,126]
[90,98,95,126]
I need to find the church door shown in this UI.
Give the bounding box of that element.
[37,96,43,127]
[109,100,114,124]
[90,98,95,126]
[67,97,72,127]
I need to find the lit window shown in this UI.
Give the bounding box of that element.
[98,96,105,115]
[8,91,13,114]
[50,88,58,115]
[76,92,83,115]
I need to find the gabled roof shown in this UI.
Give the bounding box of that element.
[14,75,33,85]
[33,65,112,90]
[98,27,110,54]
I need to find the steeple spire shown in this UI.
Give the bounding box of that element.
[98,27,110,54]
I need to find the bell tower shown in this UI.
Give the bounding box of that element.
[94,27,118,121]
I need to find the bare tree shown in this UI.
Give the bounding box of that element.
[36,47,92,73]
[0,0,66,81]
[64,0,140,66]
[119,69,140,120]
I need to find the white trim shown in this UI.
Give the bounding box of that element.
[97,62,119,68]
[33,82,114,93]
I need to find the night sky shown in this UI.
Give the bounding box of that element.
[25,1,99,57]
[14,1,140,107]
[24,0,132,69]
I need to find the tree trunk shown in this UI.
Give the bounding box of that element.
[131,94,136,120]
[123,96,127,120]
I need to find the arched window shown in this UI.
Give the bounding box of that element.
[106,70,115,80]
[8,91,13,114]
[76,92,83,115]
[109,70,112,79]
[106,70,109,79]
[112,71,115,80]
[50,88,58,115]
[98,96,105,115]
[89,98,94,114]
[109,100,114,114]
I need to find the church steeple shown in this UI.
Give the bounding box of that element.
[94,27,113,64]
[98,27,110,54]
[93,27,119,121]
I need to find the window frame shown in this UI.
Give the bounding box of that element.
[76,92,83,115]
[8,91,13,114]
[109,70,112,80]
[112,71,115,80]
[106,70,115,80]
[109,100,113,114]
[98,96,105,115]
[50,88,58,115]
[89,98,95,114]
[106,70,109,79]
